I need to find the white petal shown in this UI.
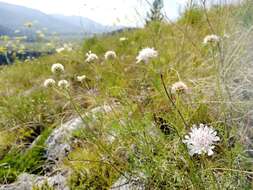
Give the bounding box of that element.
[207,149,214,156]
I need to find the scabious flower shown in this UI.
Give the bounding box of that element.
[44,78,56,88]
[136,47,158,63]
[183,124,220,156]
[63,43,73,51]
[77,75,87,82]
[24,22,33,28]
[51,63,64,74]
[58,80,69,88]
[171,81,188,94]
[38,33,45,38]
[55,44,72,53]
[85,51,98,63]
[223,33,230,39]
[119,37,127,42]
[203,34,220,44]
[46,43,53,47]
[105,50,117,60]
[56,47,65,53]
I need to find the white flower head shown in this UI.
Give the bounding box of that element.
[105,50,117,60]
[58,80,69,88]
[24,22,33,28]
[203,34,220,44]
[77,75,87,82]
[46,43,53,47]
[171,81,189,94]
[63,43,73,51]
[56,47,65,53]
[44,78,56,88]
[38,33,45,38]
[86,51,98,63]
[183,124,220,156]
[136,47,158,63]
[51,63,64,74]
[223,33,230,39]
[119,37,128,42]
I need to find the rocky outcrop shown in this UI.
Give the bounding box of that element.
[0,104,115,190]
[46,117,84,162]
[110,174,145,190]
[45,104,113,162]
[0,171,69,190]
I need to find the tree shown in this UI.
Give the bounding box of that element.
[146,0,164,24]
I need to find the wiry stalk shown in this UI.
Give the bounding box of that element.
[160,74,189,129]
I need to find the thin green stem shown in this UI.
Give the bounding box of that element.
[160,74,189,129]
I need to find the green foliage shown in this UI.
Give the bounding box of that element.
[146,0,164,24]
[0,2,252,189]
[0,128,52,183]
[236,0,253,27]
[33,183,54,190]
[82,36,106,55]
[0,91,54,127]
[69,166,116,190]
[179,6,205,25]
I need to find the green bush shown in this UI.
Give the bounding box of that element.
[179,6,205,25]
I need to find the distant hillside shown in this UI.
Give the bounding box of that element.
[51,15,122,34]
[0,2,253,189]
[0,1,122,36]
[0,25,12,35]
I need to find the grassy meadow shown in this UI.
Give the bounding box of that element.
[0,1,253,189]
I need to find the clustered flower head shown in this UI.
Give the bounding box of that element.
[63,43,73,51]
[223,33,230,39]
[183,124,220,156]
[51,63,64,74]
[56,43,73,53]
[46,43,53,47]
[136,47,158,63]
[203,34,220,44]
[77,75,87,82]
[171,81,188,94]
[56,47,65,53]
[119,37,128,42]
[24,22,33,28]
[44,78,56,88]
[86,51,98,63]
[36,30,45,38]
[58,80,69,88]
[105,50,117,60]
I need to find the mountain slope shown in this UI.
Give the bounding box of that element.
[0,1,117,35]
[51,15,119,34]
[0,25,12,35]
[0,2,252,190]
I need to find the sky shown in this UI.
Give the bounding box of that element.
[0,0,187,26]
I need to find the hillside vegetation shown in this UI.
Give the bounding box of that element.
[0,1,253,189]
[0,1,110,36]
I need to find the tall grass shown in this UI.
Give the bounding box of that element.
[0,0,252,189]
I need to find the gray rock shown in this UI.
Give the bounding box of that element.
[0,173,42,190]
[0,172,69,190]
[44,172,69,190]
[0,104,116,189]
[110,175,145,190]
[45,104,114,162]
[46,117,84,162]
